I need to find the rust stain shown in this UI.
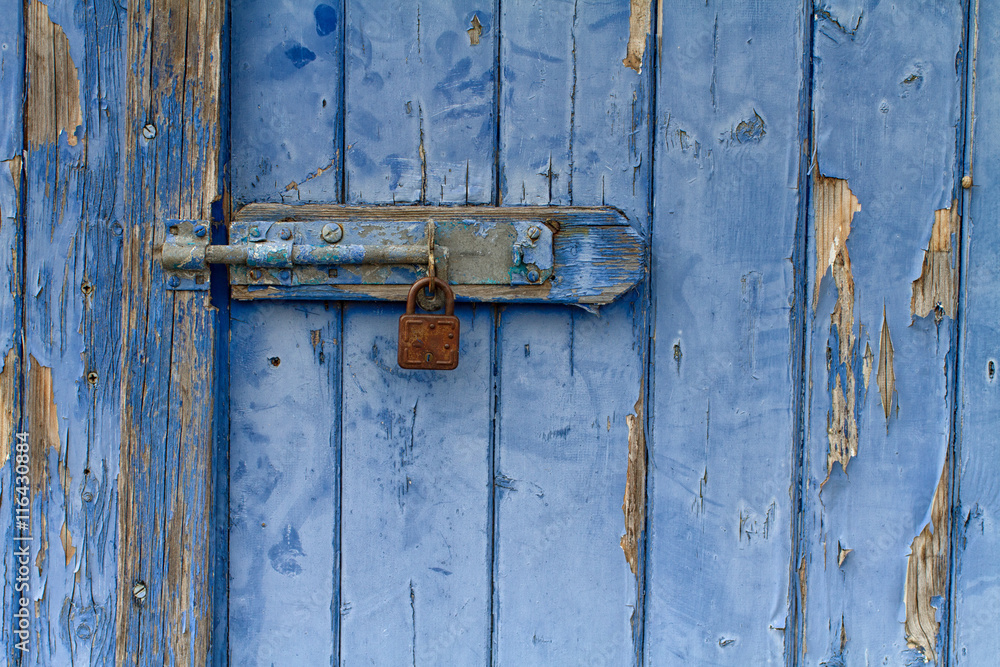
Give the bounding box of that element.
[27,0,83,148]
[877,308,896,422]
[815,170,862,481]
[623,0,652,72]
[60,520,76,566]
[0,347,17,466]
[911,200,959,319]
[467,14,483,46]
[904,458,950,663]
[620,390,646,575]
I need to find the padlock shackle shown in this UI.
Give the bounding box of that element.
[406,277,455,315]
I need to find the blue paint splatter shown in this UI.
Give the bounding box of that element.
[284,41,316,69]
[268,524,306,576]
[314,4,338,37]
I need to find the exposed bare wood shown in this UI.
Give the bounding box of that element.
[116,0,222,662]
[26,0,82,148]
[877,308,896,422]
[0,346,16,466]
[620,391,646,575]
[623,0,651,72]
[911,200,959,319]
[815,171,862,480]
[904,458,950,663]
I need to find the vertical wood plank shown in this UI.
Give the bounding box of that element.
[495,0,651,662]
[646,2,806,663]
[228,302,340,664]
[0,0,23,657]
[116,0,222,663]
[20,1,124,662]
[231,0,344,206]
[799,2,965,664]
[339,1,496,662]
[227,1,345,660]
[344,0,496,204]
[952,1,1000,663]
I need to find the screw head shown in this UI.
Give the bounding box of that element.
[168,275,181,288]
[132,581,147,602]
[250,269,262,280]
[249,226,261,239]
[279,228,292,240]
[87,371,99,385]
[81,281,94,295]
[527,226,541,240]
[279,270,291,281]
[142,124,157,140]
[321,223,343,244]
[962,175,973,189]
[193,224,207,237]
[527,269,540,283]
[82,491,94,502]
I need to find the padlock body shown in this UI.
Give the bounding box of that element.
[398,314,460,370]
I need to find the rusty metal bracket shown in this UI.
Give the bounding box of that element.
[160,204,644,307]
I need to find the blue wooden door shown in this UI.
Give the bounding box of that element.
[5,0,1000,665]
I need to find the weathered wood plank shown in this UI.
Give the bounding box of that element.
[646,2,805,663]
[495,0,651,662]
[227,0,345,659]
[231,0,344,206]
[228,301,340,664]
[951,1,1000,662]
[0,0,23,657]
[799,2,965,663]
[116,0,222,663]
[338,1,495,662]
[344,0,495,204]
[19,1,124,662]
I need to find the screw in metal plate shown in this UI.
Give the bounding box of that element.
[527,226,541,240]
[168,275,181,288]
[142,124,157,140]
[194,224,207,238]
[132,581,147,602]
[321,222,344,244]
[527,269,540,283]
[279,228,292,240]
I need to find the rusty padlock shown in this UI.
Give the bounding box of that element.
[398,277,460,370]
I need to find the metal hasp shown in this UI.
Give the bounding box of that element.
[160,204,645,307]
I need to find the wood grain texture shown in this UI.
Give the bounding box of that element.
[116,0,222,663]
[799,1,965,663]
[20,1,124,663]
[338,1,494,662]
[647,2,805,663]
[495,0,651,663]
[0,0,22,655]
[951,0,1000,662]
